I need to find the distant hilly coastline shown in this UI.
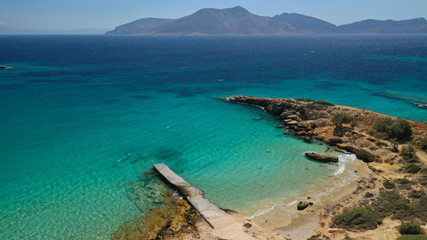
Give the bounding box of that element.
[106,6,427,35]
[0,26,108,35]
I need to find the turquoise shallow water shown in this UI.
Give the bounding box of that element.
[0,35,426,239]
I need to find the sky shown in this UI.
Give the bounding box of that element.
[0,0,426,32]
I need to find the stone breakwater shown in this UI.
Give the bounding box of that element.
[226,95,427,165]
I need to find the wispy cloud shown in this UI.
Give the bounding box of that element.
[0,21,6,25]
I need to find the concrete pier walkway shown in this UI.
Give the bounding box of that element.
[153,163,227,227]
[153,163,285,240]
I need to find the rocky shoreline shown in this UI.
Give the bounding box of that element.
[114,95,426,240]
[226,95,426,239]
[226,95,426,164]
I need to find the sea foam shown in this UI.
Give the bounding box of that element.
[334,154,356,176]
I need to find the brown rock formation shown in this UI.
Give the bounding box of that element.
[226,95,427,165]
[112,189,201,240]
[305,152,339,163]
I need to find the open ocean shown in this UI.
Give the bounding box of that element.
[0,35,426,239]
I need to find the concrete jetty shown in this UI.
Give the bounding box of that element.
[153,163,228,227]
[153,163,285,240]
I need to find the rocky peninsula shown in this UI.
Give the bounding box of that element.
[115,95,426,240]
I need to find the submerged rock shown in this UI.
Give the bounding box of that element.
[112,191,200,240]
[413,103,427,109]
[305,152,339,163]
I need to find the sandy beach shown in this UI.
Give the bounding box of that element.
[247,152,372,239]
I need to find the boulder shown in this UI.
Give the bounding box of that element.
[287,120,298,125]
[327,137,343,146]
[297,201,310,210]
[336,143,354,152]
[337,144,378,163]
[279,101,293,110]
[305,152,339,163]
[287,115,299,120]
[280,111,294,119]
[265,103,283,115]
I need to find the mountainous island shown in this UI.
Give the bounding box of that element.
[106,6,427,35]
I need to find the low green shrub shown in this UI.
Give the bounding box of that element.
[375,117,394,133]
[296,98,315,102]
[371,190,409,219]
[383,181,395,189]
[401,145,419,162]
[371,190,427,221]
[371,117,412,142]
[365,192,374,198]
[420,137,427,152]
[368,129,389,140]
[408,190,423,199]
[405,164,421,173]
[391,141,399,152]
[418,175,427,186]
[296,99,335,106]
[332,207,382,230]
[306,235,323,240]
[390,119,412,140]
[332,112,354,127]
[399,221,421,235]
[396,178,412,185]
[314,100,335,106]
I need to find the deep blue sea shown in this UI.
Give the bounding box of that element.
[0,35,426,239]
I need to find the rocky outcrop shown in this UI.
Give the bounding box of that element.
[112,189,200,240]
[226,95,427,165]
[0,65,13,69]
[337,144,378,163]
[305,152,339,163]
[297,201,313,210]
